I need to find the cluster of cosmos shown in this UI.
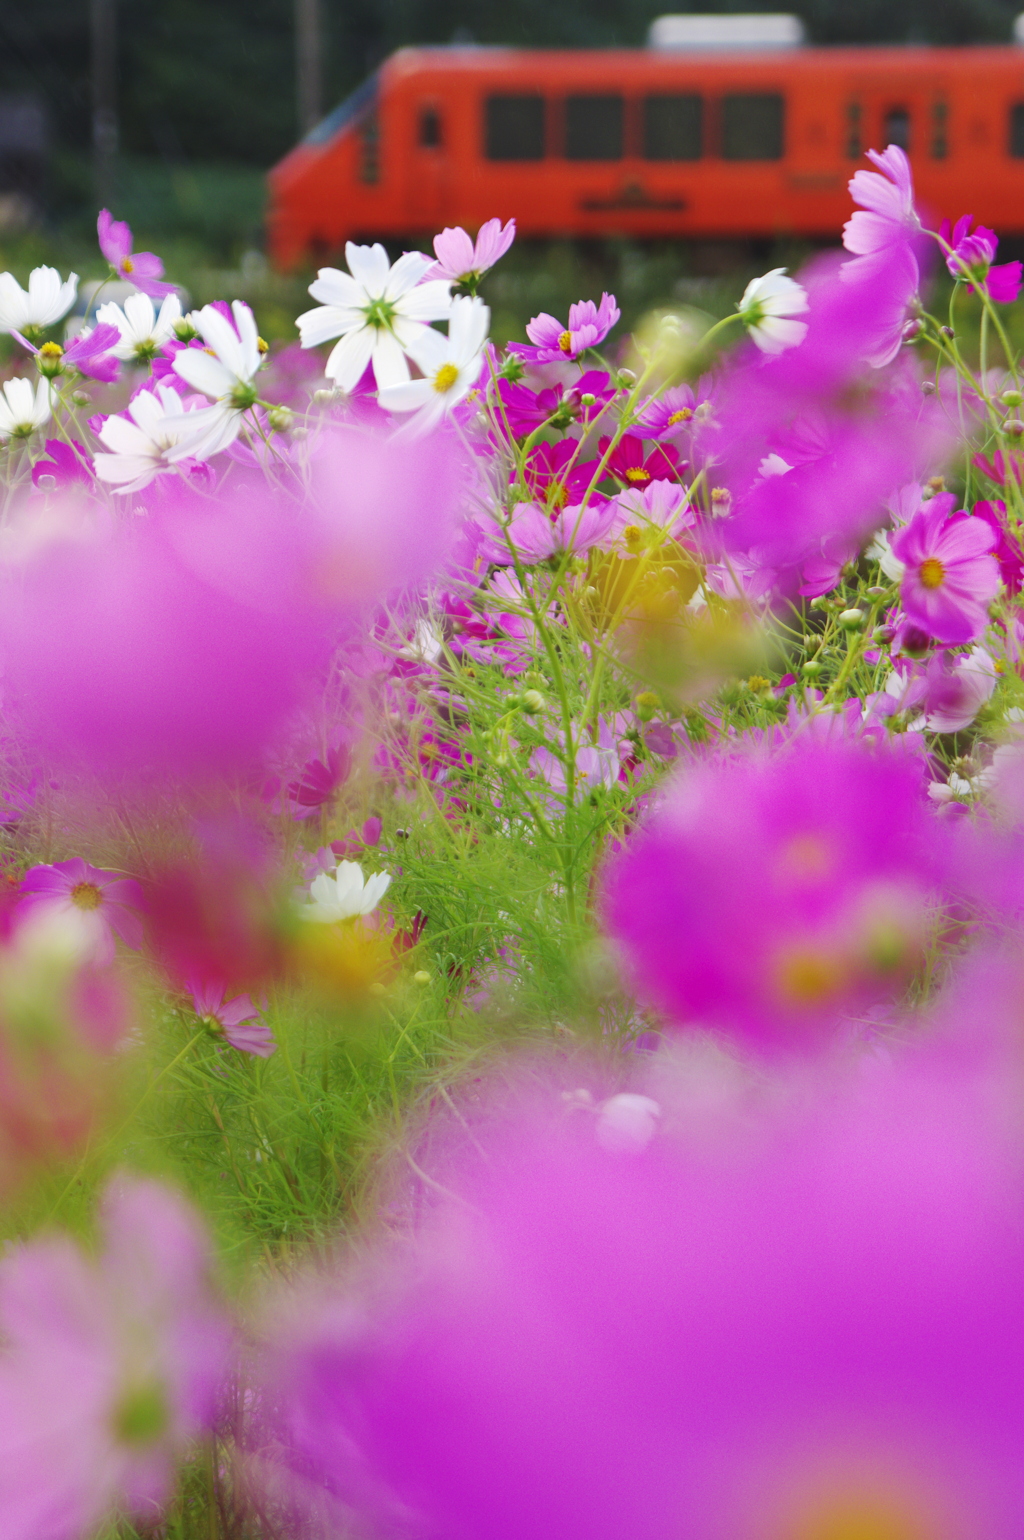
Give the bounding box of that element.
[1,145,1024,1539]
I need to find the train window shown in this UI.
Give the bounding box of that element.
[485,95,545,161]
[884,108,910,152]
[721,94,784,160]
[565,95,624,160]
[419,107,442,148]
[1011,103,1024,156]
[846,101,862,159]
[644,95,702,160]
[359,111,379,184]
[931,101,947,160]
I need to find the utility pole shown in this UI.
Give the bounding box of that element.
[91,0,117,209]
[296,0,323,137]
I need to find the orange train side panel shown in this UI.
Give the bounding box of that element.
[267,46,1024,269]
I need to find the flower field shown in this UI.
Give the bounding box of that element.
[1,151,1024,1537]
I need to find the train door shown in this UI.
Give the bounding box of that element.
[408,98,449,229]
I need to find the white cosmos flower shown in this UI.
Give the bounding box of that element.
[378,295,489,433]
[296,242,452,391]
[0,377,51,441]
[302,861,391,923]
[93,383,211,493]
[737,267,809,354]
[167,301,264,460]
[0,266,78,334]
[95,291,182,361]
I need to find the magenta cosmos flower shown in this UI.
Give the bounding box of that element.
[249,1031,1024,1540]
[432,217,516,284]
[941,214,1022,304]
[189,977,276,1058]
[97,210,176,299]
[0,1174,230,1540]
[510,292,620,364]
[18,859,144,964]
[600,735,945,1049]
[891,503,1000,645]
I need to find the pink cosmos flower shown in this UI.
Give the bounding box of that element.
[518,438,601,507]
[891,504,1001,645]
[431,217,516,283]
[13,322,122,384]
[610,479,694,544]
[487,500,616,563]
[97,210,176,299]
[496,370,616,437]
[30,439,92,492]
[509,293,620,364]
[0,1174,229,1540]
[940,214,1022,304]
[921,647,998,734]
[17,859,144,964]
[188,978,276,1058]
[599,434,683,488]
[250,1032,1024,1540]
[286,743,352,820]
[600,736,946,1049]
[634,378,713,440]
[842,144,922,272]
[972,499,1024,593]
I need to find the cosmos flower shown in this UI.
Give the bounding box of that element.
[0,1175,229,1540]
[891,504,1001,645]
[17,859,144,965]
[0,378,51,442]
[31,439,92,492]
[14,324,122,384]
[97,210,177,299]
[497,370,616,437]
[166,300,265,459]
[609,480,694,544]
[921,647,999,734]
[93,382,211,494]
[940,214,1022,304]
[188,978,276,1058]
[486,500,617,564]
[600,735,946,1048]
[519,438,602,509]
[634,378,713,440]
[431,217,516,284]
[510,293,620,364]
[296,243,453,391]
[301,861,391,923]
[736,268,809,353]
[378,296,489,432]
[599,434,683,488]
[842,144,922,274]
[286,744,352,821]
[96,291,183,362]
[0,266,78,336]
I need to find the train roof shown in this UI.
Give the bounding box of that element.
[377,41,1024,73]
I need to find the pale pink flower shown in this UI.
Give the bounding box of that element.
[0,1175,229,1540]
[891,506,1001,645]
[97,210,176,299]
[17,859,144,965]
[188,978,276,1058]
[510,293,620,364]
[431,217,515,283]
[843,145,921,270]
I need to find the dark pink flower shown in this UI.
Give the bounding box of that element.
[509,293,620,364]
[496,370,615,437]
[188,977,276,1058]
[600,735,946,1049]
[940,214,1022,304]
[891,504,1000,645]
[519,438,601,508]
[971,499,1024,594]
[97,209,176,299]
[63,322,122,382]
[599,434,682,488]
[31,439,92,491]
[286,744,352,821]
[18,859,144,964]
[0,1174,230,1538]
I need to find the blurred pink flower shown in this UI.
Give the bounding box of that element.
[972,498,1024,593]
[510,293,620,364]
[0,1174,229,1539]
[601,736,945,1048]
[188,977,276,1058]
[921,647,998,733]
[431,217,515,283]
[18,859,144,964]
[891,504,1000,645]
[97,210,176,299]
[249,1031,1024,1540]
[842,145,921,272]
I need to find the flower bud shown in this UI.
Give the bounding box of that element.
[1002,389,1023,407]
[940,325,955,338]
[1003,419,1024,438]
[267,405,294,433]
[921,380,937,396]
[520,689,545,714]
[839,608,865,629]
[617,369,637,387]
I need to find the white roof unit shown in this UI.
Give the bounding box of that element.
[647,13,806,50]
[1014,12,1024,44]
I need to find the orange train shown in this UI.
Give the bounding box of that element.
[266,39,1024,269]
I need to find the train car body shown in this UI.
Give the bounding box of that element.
[267,42,1024,268]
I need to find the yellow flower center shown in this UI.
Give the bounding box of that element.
[789,1492,930,1540]
[775,947,844,1006]
[122,256,134,274]
[625,467,651,483]
[69,881,102,910]
[432,362,460,393]
[667,407,693,425]
[558,330,573,353]
[39,342,63,359]
[257,336,269,355]
[919,556,945,589]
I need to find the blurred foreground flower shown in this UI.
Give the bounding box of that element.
[736,267,808,354]
[0,1176,229,1540]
